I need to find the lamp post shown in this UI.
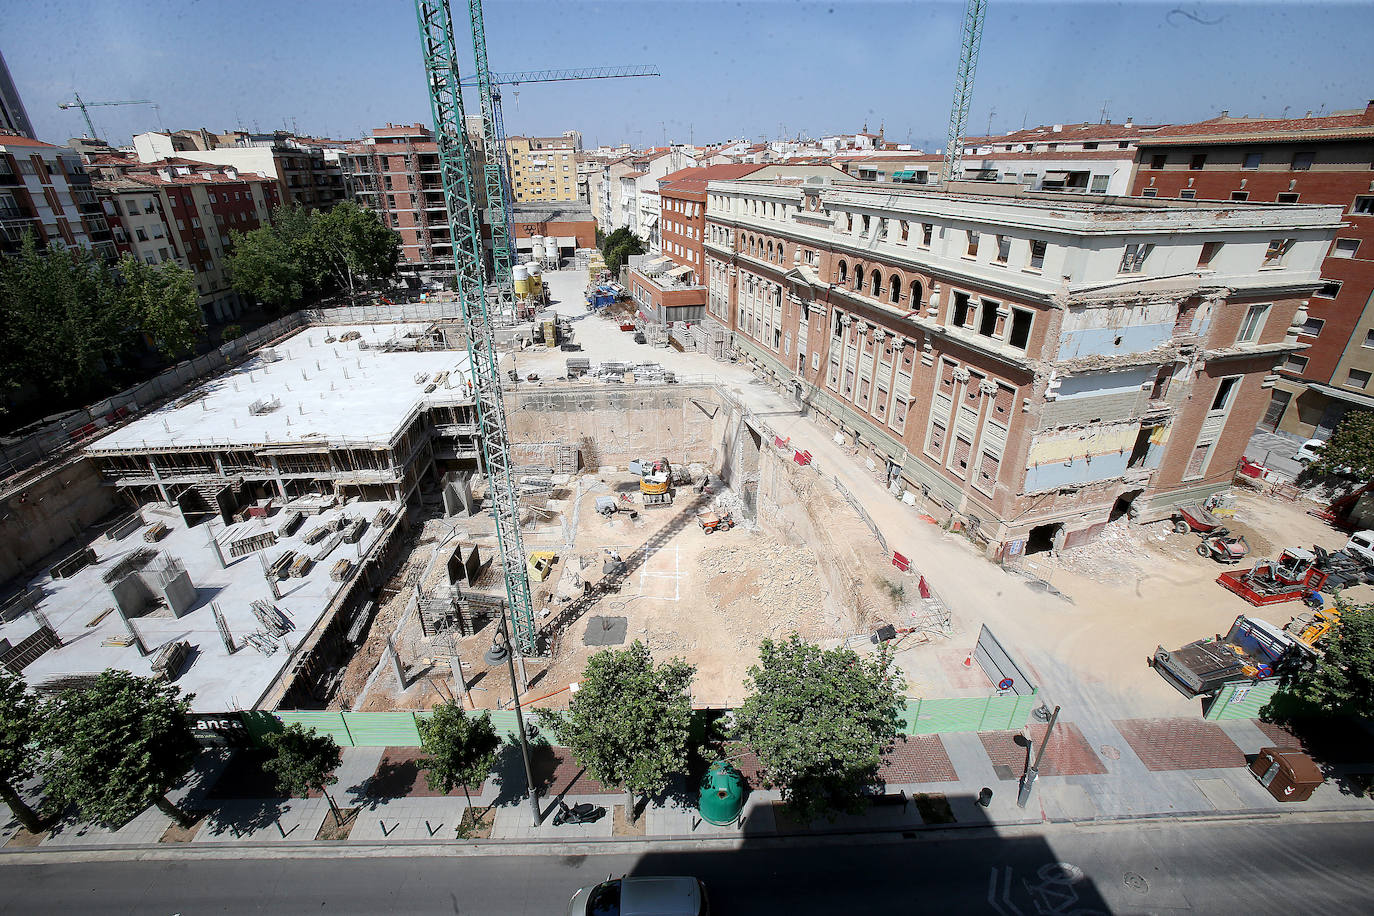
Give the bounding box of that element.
[495,611,542,826]
[1017,704,1060,808]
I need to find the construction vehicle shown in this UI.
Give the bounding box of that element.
[1312,543,1374,592]
[697,510,734,534]
[632,457,673,509]
[1284,604,1342,646]
[1198,532,1249,564]
[1151,614,1320,698]
[527,551,557,582]
[1217,547,1329,606]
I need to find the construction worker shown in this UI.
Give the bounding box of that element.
[1303,589,1325,610]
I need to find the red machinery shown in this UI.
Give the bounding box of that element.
[1218,548,1328,606]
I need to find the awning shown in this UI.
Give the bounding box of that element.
[1307,381,1374,410]
[891,170,916,181]
[1043,171,1069,182]
[667,264,693,279]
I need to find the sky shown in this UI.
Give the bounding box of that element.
[6,1,1373,151]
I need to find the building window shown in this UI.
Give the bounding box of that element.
[1150,154,1166,170]
[1179,189,1196,199]
[1291,151,1315,171]
[1283,354,1309,373]
[1028,239,1046,270]
[1237,303,1270,343]
[1317,280,1342,298]
[1363,329,1374,349]
[978,300,998,338]
[1263,238,1295,266]
[1277,192,1299,203]
[1090,175,1109,194]
[1231,191,1249,201]
[951,292,971,328]
[1211,376,1239,412]
[966,230,980,257]
[890,275,902,305]
[1009,308,1032,350]
[1119,242,1153,273]
[995,235,1010,264]
[899,220,909,242]
[1333,238,1360,258]
[1354,196,1374,215]
[1189,153,1207,170]
[870,270,882,298]
[1241,151,1263,169]
[1141,188,1158,198]
[1198,241,1222,269]
[921,223,933,247]
[1349,369,1373,390]
[1299,316,1325,337]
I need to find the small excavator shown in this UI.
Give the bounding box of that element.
[632,456,674,509]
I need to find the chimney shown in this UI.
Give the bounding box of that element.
[1052,124,1063,132]
[1305,111,1313,118]
[1363,100,1374,125]
[1219,110,1229,119]
[1125,117,1134,127]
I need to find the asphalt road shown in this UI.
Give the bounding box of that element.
[3,819,1373,915]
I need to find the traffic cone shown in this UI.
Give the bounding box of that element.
[962,652,973,669]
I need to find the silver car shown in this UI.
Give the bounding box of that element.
[567,875,709,916]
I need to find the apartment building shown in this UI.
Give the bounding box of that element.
[963,119,1165,155]
[93,159,279,322]
[703,177,1340,554]
[134,131,346,211]
[0,134,111,259]
[1131,102,1374,439]
[342,124,453,280]
[506,136,578,203]
[833,151,942,185]
[0,51,35,139]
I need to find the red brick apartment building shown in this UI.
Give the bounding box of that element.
[342,124,453,280]
[1131,102,1374,439]
[702,178,1341,554]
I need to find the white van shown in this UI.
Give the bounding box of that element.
[1345,530,1374,565]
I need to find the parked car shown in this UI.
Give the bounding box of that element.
[1295,439,1326,465]
[567,876,708,916]
[633,332,647,344]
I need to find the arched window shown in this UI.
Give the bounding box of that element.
[870,270,882,298]
[853,265,864,290]
[837,260,847,284]
[775,242,784,263]
[910,280,923,308]
[890,275,902,305]
[767,241,774,261]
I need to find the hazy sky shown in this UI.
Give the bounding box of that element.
[7,1,1373,150]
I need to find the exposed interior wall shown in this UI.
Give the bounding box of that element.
[505,384,728,470]
[0,457,121,587]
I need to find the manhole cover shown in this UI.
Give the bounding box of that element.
[583,616,627,646]
[1124,872,1149,893]
[992,764,1016,781]
[1100,744,1122,761]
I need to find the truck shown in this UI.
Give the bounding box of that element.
[1151,614,1320,698]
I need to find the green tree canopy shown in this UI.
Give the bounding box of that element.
[226,220,307,310]
[262,722,344,823]
[417,701,500,808]
[39,670,199,828]
[733,634,905,822]
[308,202,401,301]
[0,669,46,833]
[115,254,200,357]
[543,641,695,822]
[600,227,645,276]
[1306,410,1374,481]
[1285,601,1374,718]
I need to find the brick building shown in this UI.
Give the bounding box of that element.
[92,159,280,322]
[0,134,111,258]
[342,124,452,280]
[134,131,346,212]
[506,135,578,203]
[703,178,1340,553]
[1131,103,1374,438]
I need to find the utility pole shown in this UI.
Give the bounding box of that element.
[499,611,541,825]
[1018,704,1060,808]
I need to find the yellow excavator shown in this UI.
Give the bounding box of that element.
[1284,604,1341,647]
[636,456,673,509]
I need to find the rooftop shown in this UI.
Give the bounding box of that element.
[1138,102,1374,145]
[86,325,471,454]
[963,121,1168,146]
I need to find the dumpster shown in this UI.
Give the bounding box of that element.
[697,760,746,826]
[1250,746,1324,802]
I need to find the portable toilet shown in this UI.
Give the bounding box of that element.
[697,760,746,825]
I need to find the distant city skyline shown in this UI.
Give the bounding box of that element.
[6,1,1372,150]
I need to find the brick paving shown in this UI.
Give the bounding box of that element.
[1115,718,1246,771]
[979,722,1107,778]
[879,735,959,782]
[539,748,617,796]
[364,749,490,798]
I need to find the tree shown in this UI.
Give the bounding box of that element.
[417,700,500,810]
[40,670,199,828]
[543,641,694,823]
[1305,410,1374,482]
[1284,601,1374,718]
[0,669,46,833]
[308,202,401,302]
[226,220,307,310]
[262,722,344,824]
[115,255,200,356]
[0,233,128,407]
[733,634,905,822]
[599,227,645,276]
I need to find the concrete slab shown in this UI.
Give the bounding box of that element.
[1040,781,1099,820]
[1192,776,1245,811]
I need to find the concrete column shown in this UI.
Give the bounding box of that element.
[147,457,171,504]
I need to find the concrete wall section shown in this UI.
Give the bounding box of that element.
[0,457,121,587]
[1056,302,1177,359]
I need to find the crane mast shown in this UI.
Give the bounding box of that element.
[56,92,153,141]
[467,0,518,311]
[414,0,539,657]
[941,0,987,186]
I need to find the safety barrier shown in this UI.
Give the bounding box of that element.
[1202,678,1280,721]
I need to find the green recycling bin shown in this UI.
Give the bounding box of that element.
[697,760,746,826]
